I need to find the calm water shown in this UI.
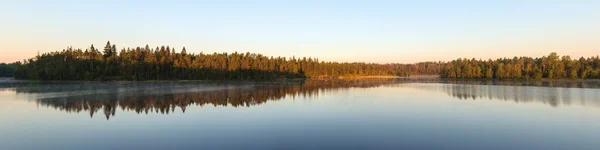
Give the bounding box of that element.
[1,78,600,149]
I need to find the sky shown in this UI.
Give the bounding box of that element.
[1,0,599,63]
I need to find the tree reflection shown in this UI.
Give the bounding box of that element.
[13,79,415,120]
[404,83,600,108]
[3,78,600,120]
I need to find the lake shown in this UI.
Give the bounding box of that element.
[1,78,600,150]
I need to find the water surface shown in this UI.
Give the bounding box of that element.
[1,79,600,149]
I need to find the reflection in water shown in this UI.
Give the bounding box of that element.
[396,83,600,108]
[2,78,600,120]
[438,79,600,89]
[6,79,414,120]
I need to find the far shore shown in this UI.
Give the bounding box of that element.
[335,75,440,79]
[4,75,600,83]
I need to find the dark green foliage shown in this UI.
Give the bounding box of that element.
[0,63,17,77]
[13,42,440,81]
[440,53,600,79]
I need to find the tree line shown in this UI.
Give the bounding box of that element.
[439,53,600,79]
[5,42,599,80]
[12,41,440,80]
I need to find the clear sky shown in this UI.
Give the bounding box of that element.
[1,0,599,63]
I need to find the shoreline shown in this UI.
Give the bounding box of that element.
[336,75,439,79]
[4,75,600,83]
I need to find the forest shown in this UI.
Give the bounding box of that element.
[11,42,440,80]
[3,41,599,80]
[439,53,600,79]
[0,63,17,77]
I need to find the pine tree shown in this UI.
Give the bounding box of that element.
[103,41,112,59]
